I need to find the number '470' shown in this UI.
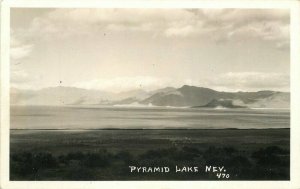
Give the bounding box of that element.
[216,173,230,179]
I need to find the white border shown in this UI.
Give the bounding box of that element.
[1,0,300,189]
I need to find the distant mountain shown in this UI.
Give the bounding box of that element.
[111,97,140,105]
[11,87,154,106]
[148,87,177,95]
[10,85,290,108]
[110,88,177,105]
[11,87,35,105]
[115,89,149,101]
[140,85,289,108]
[246,92,290,108]
[11,86,112,106]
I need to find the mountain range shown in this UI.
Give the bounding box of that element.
[10,85,290,108]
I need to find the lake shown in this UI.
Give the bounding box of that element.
[10,106,290,130]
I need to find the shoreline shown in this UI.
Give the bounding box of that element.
[10,128,291,131]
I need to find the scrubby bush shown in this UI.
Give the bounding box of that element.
[177,146,202,161]
[33,152,58,169]
[63,165,97,180]
[139,147,177,160]
[139,146,201,162]
[252,146,290,167]
[81,152,112,168]
[10,152,58,177]
[114,150,135,164]
[66,152,85,160]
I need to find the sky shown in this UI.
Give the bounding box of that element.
[10,8,290,92]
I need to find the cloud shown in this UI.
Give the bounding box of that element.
[192,9,289,48]
[11,70,289,92]
[10,67,41,90]
[70,73,290,93]
[10,44,33,60]
[10,69,30,83]
[10,33,34,61]
[72,76,175,92]
[10,32,36,89]
[165,25,197,37]
[207,72,289,92]
[15,9,289,49]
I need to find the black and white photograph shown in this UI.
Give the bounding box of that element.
[1,1,300,188]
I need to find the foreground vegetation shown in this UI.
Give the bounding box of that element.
[10,129,290,180]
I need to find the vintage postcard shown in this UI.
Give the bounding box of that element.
[1,0,300,189]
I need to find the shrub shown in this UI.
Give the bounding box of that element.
[10,152,57,177]
[252,146,290,167]
[114,150,135,163]
[81,152,111,168]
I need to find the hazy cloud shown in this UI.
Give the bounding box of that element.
[10,67,42,90]
[72,76,174,93]
[207,72,289,92]
[70,72,290,93]
[16,9,289,49]
[10,69,30,83]
[10,33,34,61]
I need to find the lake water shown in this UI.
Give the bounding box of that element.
[10,106,290,130]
